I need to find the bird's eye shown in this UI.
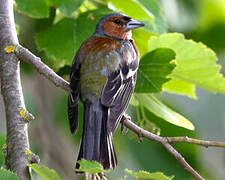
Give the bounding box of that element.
[114,19,121,25]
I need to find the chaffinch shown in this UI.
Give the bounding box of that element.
[68,13,144,170]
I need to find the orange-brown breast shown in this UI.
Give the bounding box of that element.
[79,36,122,59]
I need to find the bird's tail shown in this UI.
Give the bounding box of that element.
[76,100,117,170]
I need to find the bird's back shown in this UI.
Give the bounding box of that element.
[77,35,137,103]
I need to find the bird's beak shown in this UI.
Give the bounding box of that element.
[125,19,144,31]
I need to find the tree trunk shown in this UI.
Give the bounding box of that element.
[0,0,31,179]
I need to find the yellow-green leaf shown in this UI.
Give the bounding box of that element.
[0,168,18,180]
[163,78,197,99]
[149,33,225,98]
[125,169,174,180]
[76,159,108,174]
[107,0,153,23]
[132,94,195,130]
[28,164,61,180]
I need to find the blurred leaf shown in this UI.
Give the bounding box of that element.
[125,169,174,180]
[35,18,76,69]
[76,159,108,173]
[46,0,62,7]
[188,23,225,52]
[0,134,6,167]
[187,0,225,52]
[59,0,85,16]
[73,8,114,51]
[199,0,225,29]
[135,48,176,93]
[28,164,61,180]
[131,94,195,130]
[15,0,49,18]
[138,0,167,34]
[0,168,18,180]
[149,33,225,98]
[107,0,153,24]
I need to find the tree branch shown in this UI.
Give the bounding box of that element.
[123,119,204,180]
[0,0,31,179]
[166,136,225,148]
[14,45,70,92]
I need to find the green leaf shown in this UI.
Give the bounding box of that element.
[15,0,49,18]
[138,0,167,34]
[131,94,195,130]
[35,18,76,69]
[163,78,197,99]
[0,168,18,180]
[0,134,6,167]
[199,0,225,29]
[125,169,174,180]
[149,33,225,98]
[135,48,176,93]
[59,0,85,16]
[28,164,61,180]
[107,0,153,24]
[73,8,114,51]
[76,159,108,173]
[46,0,62,7]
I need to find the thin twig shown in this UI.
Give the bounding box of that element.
[14,44,225,180]
[123,119,204,180]
[166,136,225,148]
[14,45,70,92]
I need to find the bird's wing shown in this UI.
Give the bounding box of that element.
[68,54,81,134]
[101,40,139,133]
[101,69,137,133]
[101,73,136,132]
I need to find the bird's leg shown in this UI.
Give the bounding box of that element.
[121,114,143,142]
[121,114,131,134]
[138,133,143,143]
[98,172,107,180]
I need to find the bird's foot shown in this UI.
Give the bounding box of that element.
[121,114,131,134]
[98,172,107,180]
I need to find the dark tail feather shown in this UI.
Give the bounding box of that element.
[100,107,117,169]
[76,101,117,171]
[68,94,79,133]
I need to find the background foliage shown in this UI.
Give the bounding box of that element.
[0,0,225,179]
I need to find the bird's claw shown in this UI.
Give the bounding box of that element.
[138,133,143,143]
[121,114,131,134]
[98,172,107,180]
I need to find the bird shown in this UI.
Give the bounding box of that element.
[68,13,144,170]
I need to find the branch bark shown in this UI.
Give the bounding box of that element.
[166,136,225,148]
[0,0,31,179]
[14,45,70,92]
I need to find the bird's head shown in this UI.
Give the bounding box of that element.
[95,13,144,40]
